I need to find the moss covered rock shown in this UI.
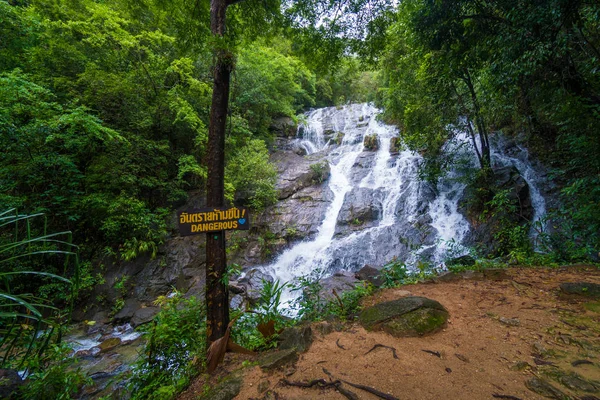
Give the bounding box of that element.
[363,134,379,151]
[359,296,449,337]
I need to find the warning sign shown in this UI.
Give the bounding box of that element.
[177,207,249,236]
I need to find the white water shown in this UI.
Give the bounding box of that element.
[261,104,547,306]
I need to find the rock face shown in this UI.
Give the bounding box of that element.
[359,297,449,337]
[318,271,358,300]
[271,151,330,200]
[335,187,382,236]
[461,165,534,255]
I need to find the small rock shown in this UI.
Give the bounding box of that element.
[259,349,299,371]
[99,337,121,353]
[533,342,547,355]
[525,377,569,400]
[499,317,520,327]
[313,321,334,336]
[455,353,469,363]
[199,375,243,400]
[278,325,313,353]
[557,372,598,393]
[355,265,384,287]
[509,361,531,371]
[258,380,270,394]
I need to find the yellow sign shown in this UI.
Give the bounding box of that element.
[177,207,249,236]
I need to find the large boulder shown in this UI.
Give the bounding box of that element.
[359,296,449,337]
[318,271,358,301]
[560,282,600,298]
[237,268,274,304]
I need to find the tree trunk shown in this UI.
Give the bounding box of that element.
[463,69,491,170]
[206,0,233,344]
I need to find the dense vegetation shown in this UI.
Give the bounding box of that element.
[377,0,600,260]
[1,0,599,398]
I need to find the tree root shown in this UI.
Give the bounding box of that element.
[364,344,399,359]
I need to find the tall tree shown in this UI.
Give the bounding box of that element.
[204,0,395,343]
[205,0,236,343]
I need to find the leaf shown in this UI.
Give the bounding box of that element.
[257,319,276,338]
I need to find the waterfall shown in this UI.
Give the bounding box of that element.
[259,104,547,306]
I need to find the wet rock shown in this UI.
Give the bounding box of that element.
[270,151,329,200]
[238,269,274,304]
[363,134,379,151]
[230,294,244,309]
[335,187,382,237]
[560,282,600,298]
[99,337,122,353]
[318,271,358,300]
[270,117,297,138]
[446,255,476,267]
[525,377,570,399]
[259,348,299,371]
[355,265,384,287]
[359,296,449,337]
[112,298,142,323]
[556,372,598,393]
[0,369,23,399]
[131,307,159,328]
[499,317,520,327]
[278,325,313,353]
[199,374,243,400]
[390,137,402,154]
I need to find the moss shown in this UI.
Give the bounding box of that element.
[383,308,448,337]
[359,297,448,337]
[363,134,379,151]
[583,301,600,313]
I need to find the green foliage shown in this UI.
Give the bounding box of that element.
[231,279,290,350]
[0,209,86,399]
[225,139,278,210]
[379,0,600,259]
[309,162,328,184]
[129,292,206,400]
[18,344,91,400]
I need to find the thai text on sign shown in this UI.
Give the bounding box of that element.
[178,207,249,236]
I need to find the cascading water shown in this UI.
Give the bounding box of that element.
[260,104,547,306]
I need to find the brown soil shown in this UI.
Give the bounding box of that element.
[181,266,600,400]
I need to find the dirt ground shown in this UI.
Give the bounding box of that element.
[181,265,600,400]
